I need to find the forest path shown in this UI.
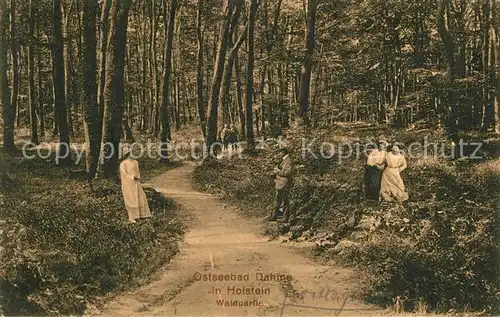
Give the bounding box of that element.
[100,162,383,316]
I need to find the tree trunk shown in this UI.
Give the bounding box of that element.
[496,55,500,133]
[52,0,71,164]
[277,62,285,130]
[52,76,59,135]
[139,3,147,128]
[10,0,19,134]
[151,0,161,136]
[259,65,267,133]
[456,0,467,78]
[265,0,282,133]
[97,0,111,136]
[221,8,243,128]
[298,0,318,125]
[245,0,259,150]
[490,0,499,133]
[220,23,246,126]
[63,0,74,135]
[74,0,83,124]
[36,29,45,138]
[481,0,492,131]
[182,81,187,125]
[0,0,14,151]
[437,0,459,140]
[174,9,182,129]
[195,0,206,136]
[159,0,178,160]
[184,77,193,122]
[64,35,74,134]
[82,0,99,183]
[100,0,132,177]
[122,114,134,141]
[28,0,38,144]
[174,75,181,129]
[234,51,245,138]
[205,3,240,154]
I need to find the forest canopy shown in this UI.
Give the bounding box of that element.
[0,0,498,177]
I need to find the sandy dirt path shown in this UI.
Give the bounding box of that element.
[101,163,383,316]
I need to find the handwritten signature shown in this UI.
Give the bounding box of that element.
[279,286,377,316]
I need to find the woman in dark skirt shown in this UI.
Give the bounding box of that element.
[364,141,387,200]
[227,124,239,150]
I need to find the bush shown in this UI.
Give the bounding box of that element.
[340,200,499,312]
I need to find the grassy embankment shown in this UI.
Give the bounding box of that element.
[193,123,500,314]
[0,141,184,315]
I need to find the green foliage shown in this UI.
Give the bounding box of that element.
[0,158,183,315]
[340,194,499,312]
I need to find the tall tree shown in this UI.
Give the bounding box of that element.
[482,0,497,131]
[196,0,206,136]
[245,0,259,150]
[82,0,99,182]
[100,0,133,177]
[97,0,111,132]
[10,0,19,131]
[52,0,71,164]
[234,51,245,138]
[28,0,38,144]
[437,0,458,140]
[205,2,240,154]
[62,0,74,135]
[219,15,247,125]
[0,0,14,151]
[36,27,45,138]
[150,0,161,135]
[261,0,282,133]
[480,0,491,131]
[159,0,178,161]
[298,0,318,125]
[491,0,499,133]
[490,0,500,133]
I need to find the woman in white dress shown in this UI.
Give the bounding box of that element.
[119,149,151,223]
[380,145,409,202]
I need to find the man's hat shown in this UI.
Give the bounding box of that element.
[279,147,290,154]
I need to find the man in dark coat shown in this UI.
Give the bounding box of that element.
[268,147,293,222]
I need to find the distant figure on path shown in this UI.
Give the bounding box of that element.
[119,149,151,223]
[227,124,239,151]
[268,147,293,222]
[364,140,387,200]
[380,145,409,202]
[220,124,230,150]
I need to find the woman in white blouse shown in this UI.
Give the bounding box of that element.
[119,149,151,223]
[380,145,409,202]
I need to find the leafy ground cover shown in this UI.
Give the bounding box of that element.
[193,124,500,314]
[0,153,183,315]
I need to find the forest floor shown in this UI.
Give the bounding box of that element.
[100,162,387,316]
